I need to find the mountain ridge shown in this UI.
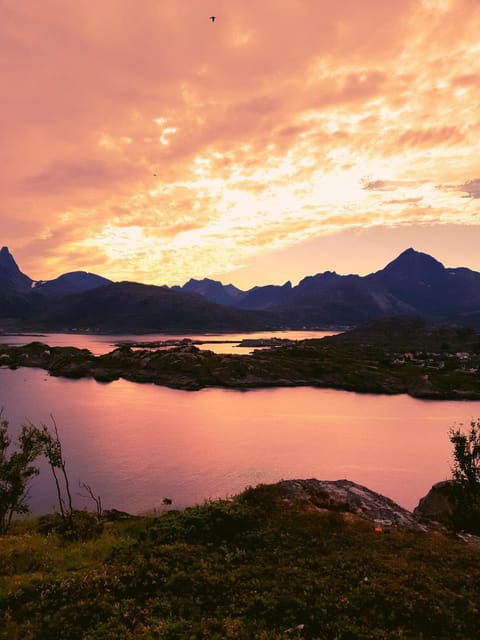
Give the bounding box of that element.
[0,246,33,292]
[1,246,480,332]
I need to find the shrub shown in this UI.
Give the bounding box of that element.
[449,419,480,534]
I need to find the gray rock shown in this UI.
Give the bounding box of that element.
[274,479,426,530]
[413,480,457,526]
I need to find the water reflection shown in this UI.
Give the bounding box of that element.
[0,330,336,355]
[2,367,479,515]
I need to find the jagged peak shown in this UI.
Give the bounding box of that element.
[382,248,445,273]
[0,246,20,271]
[185,277,229,288]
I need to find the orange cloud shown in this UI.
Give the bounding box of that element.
[1,0,480,286]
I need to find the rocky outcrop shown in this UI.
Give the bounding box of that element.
[273,479,426,530]
[413,480,457,526]
[1,322,480,398]
[413,481,480,544]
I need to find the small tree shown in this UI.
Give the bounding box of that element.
[0,411,102,539]
[34,416,103,540]
[33,416,77,537]
[449,419,480,533]
[0,412,43,534]
[449,419,480,492]
[79,481,103,519]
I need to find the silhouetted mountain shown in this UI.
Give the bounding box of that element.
[229,269,415,325]
[33,271,112,296]
[274,275,416,326]
[2,246,480,331]
[369,248,480,319]
[0,289,39,327]
[235,281,293,310]
[223,249,480,327]
[0,246,32,292]
[29,282,276,333]
[173,278,246,306]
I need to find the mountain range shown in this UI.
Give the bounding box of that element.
[1,245,480,333]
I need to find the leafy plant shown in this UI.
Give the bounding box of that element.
[450,419,480,490]
[0,412,102,540]
[449,418,480,533]
[0,410,43,534]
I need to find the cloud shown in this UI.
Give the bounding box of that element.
[363,180,399,192]
[385,197,424,205]
[362,180,422,192]
[437,178,480,199]
[395,126,464,149]
[458,179,480,198]
[1,0,480,285]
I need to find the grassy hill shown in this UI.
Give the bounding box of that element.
[1,483,480,639]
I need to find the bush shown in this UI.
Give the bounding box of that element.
[38,510,104,541]
[449,419,480,534]
[0,415,43,534]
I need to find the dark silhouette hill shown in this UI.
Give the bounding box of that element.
[228,248,480,327]
[272,273,415,325]
[368,247,480,320]
[235,281,293,310]
[28,281,276,333]
[172,278,246,306]
[0,246,32,292]
[1,245,480,331]
[32,271,112,296]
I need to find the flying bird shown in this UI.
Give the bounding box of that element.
[210,16,216,22]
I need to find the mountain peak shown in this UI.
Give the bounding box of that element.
[0,246,33,291]
[383,248,445,274]
[0,246,20,272]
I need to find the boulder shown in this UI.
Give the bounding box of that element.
[274,479,425,530]
[413,480,457,526]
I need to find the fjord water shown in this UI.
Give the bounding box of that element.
[0,330,333,355]
[1,331,479,514]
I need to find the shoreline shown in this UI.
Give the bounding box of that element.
[1,334,480,400]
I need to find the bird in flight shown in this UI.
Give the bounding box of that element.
[210,16,216,22]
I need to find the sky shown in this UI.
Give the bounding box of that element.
[2,0,480,289]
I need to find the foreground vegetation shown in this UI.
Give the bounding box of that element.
[1,484,480,640]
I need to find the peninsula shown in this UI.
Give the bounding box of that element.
[1,318,479,399]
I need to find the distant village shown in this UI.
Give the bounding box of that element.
[391,350,479,374]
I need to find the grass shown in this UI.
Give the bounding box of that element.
[1,485,480,639]
[0,518,142,595]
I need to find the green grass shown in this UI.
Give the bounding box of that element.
[1,486,480,639]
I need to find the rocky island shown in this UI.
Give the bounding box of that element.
[1,318,479,398]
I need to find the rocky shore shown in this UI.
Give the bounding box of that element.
[1,319,479,399]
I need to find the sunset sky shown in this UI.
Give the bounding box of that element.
[2,0,480,289]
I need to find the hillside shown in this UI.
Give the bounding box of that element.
[32,271,112,296]
[1,480,479,640]
[27,281,276,333]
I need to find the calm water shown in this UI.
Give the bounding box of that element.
[2,360,480,515]
[0,330,336,355]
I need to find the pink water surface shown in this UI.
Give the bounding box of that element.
[2,365,479,514]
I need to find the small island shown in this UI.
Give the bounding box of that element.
[0,318,479,398]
